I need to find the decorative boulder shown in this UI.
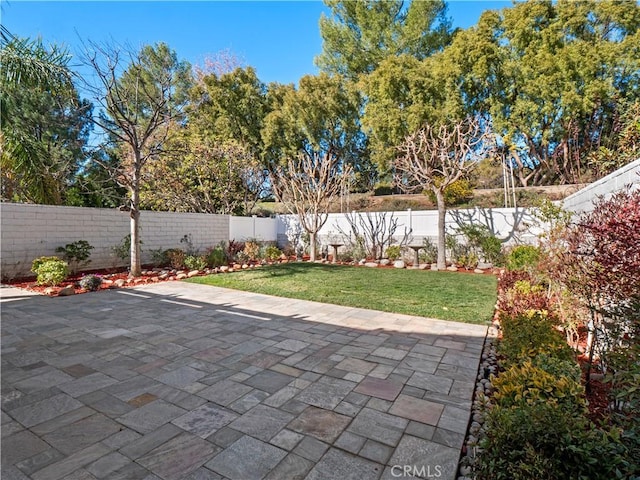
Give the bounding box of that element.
[477,262,493,270]
[114,279,127,287]
[393,260,406,269]
[447,266,458,272]
[379,259,391,266]
[364,262,379,268]
[58,285,75,296]
[187,270,200,278]
[176,273,188,280]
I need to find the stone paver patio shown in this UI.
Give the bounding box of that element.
[1,281,487,480]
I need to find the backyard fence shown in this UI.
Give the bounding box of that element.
[562,158,640,213]
[1,203,228,279]
[1,202,537,279]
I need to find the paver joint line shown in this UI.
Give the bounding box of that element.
[0,282,486,480]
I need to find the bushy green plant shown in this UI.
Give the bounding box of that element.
[427,179,474,206]
[55,240,94,273]
[165,248,186,269]
[111,234,137,263]
[457,224,504,265]
[31,256,69,286]
[184,255,207,271]
[205,246,227,267]
[264,245,283,262]
[79,274,103,292]
[385,245,402,261]
[499,312,574,366]
[148,248,169,268]
[507,245,541,271]
[373,182,393,196]
[492,361,586,412]
[419,237,438,264]
[476,402,626,480]
[458,252,479,269]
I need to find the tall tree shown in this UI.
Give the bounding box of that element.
[263,73,372,189]
[316,0,453,80]
[0,29,91,204]
[83,42,191,277]
[447,0,640,185]
[271,152,352,261]
[395,117,494,269]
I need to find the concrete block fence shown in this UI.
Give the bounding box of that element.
[1,203,228,279]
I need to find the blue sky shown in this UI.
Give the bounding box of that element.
[3,1,512,85]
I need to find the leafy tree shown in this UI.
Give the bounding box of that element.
[83,41,191,277]
[1,75,92,204]
[448,0,640,185]
[0,28,91,204]
[395,117,494,269]
[316,0,453,80]
[263,73,372,189]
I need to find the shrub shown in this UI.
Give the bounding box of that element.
[457,224,504,265]
[506,245,541,272]
[31,256,69,286]
[426,179,474,206]
[165,248,186,269]
[55,240,94,273]
[111,234,138,264]
[373,182,393,196]
[497,277,556,321]
[179,234,198,256]
[264,245,283,262]
[148,248,169,268]
[492,361,586,412]
[499,312,574,366]
[225,239,245,263]
[184,255,207,271]
[475,402,626,480]
[243,240,260,261]
[385,245,402,261]
[458,252,479,269]
[79,274,103,292]
[419,237,438,264]
[205,246,226,267]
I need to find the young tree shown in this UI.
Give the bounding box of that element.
[271,152,352,261]
[395,117,494,269]
[83,42,191,277]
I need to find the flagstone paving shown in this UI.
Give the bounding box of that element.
[1,281,487,480]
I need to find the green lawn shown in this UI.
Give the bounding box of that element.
[186,263,497,324]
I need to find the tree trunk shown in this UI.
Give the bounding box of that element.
[309,231,317,262]
[435,188,446,270]
[129,161,142,277]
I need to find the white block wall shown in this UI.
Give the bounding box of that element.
[562,158,640,213]
[1,203,228,279]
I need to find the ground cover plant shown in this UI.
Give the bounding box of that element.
[187,262,497,324]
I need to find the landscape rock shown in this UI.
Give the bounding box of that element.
[477,262,493,270]
[447,266,459,272]
[379,259,390,266]
[219,266,230,273]
[393,260,406,269]
[43,287,57,296]
[176,273,188,280]
[474,268,485,274]
[58,285,75,296]
[419,263,429,270]
[364,262,379,268]
[114,279,126,287]
[430,264,439,271]
[187,270,200,278]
